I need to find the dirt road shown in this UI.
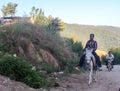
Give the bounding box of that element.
[50,65,120,91]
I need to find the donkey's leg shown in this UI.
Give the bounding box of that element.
[88,61,93,86]
[93,70,97,82]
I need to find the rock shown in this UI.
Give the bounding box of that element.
[39,71,47,76]
[32,66,36,70]
[0,75,47,91]
[37,88,47,91]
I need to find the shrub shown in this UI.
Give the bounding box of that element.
[39,62,53,74]
[72,41,83,54]
[101,48,120,65]
[64,38,74,46]
[0,22,76,72]
[101,55,106,65]
[0,55,46,88]
[110,48,120,64]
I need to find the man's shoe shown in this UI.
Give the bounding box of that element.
[98,67,102,71]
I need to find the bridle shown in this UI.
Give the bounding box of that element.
[85,52,93,65]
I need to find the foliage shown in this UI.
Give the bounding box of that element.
[110,48,120,64]
[29,6,65,32]
[64,38,74,46]
[0,55,46,88]
[1,2,17,17]
[0,31,14,55]
[0,22,35,55]
[46,77,57,87]
[46,15,53,24]
[60,24,120,51]
[38,62,53,74]
[29,6,39,19]
[101,55,106,65]
[48,17,65,32]
[0,22,74,72]
[72,41,83,54]
[101,48,120,64]
[0,22,79,87]
[35,9,47,25]
[29,6,46,25]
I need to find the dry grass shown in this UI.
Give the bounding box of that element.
[0,22,74,71]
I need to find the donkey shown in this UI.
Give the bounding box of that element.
[85,48,97,86]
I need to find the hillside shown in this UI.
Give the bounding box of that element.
[0,22,75,71]
[60,24,120,51]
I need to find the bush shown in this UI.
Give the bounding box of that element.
[101,48,120,65]
[0,55,46,88]
[64,38,74,46]
[101,55,106,65]
[39,62,53,74]
[72,41,83,53]
[110,48,120,64]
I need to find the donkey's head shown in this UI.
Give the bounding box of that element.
[85,48,93,64]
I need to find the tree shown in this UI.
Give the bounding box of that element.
[30,7,46,24]
[30,6,39,23]
[1,6,8,16]
[29,6,65,31]
[1,2,17,17]
[46,15,53,24]
[7,2,17,16]
[48,17,65,32]
[35,9,46,25]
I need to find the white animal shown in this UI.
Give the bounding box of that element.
[85,48,97,86]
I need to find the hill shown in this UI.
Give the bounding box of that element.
[60,24,120,51]
[0,22,75,72]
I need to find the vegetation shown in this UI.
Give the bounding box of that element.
[72,41,83,54]
[2,2,120,89]
[60,24,120,51]
[29,6,65,32]
[102,48,120,65]
[48,17,65,32]
[0,22,76,71]
[0,21,83,88]
[0,55,46,88]
[1,2,17,17]
[30,6,46,25]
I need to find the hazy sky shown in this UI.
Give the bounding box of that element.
[0,0,120,26]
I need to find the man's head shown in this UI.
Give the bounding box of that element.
[108,51,111,54]
[108,51,112,56]
[90,34,94,40]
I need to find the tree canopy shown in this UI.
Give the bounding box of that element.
[29,6,65,32]
[1,2,18,17]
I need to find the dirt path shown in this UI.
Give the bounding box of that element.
[50,65,120,91]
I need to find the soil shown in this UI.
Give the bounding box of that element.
[50,65,120,91]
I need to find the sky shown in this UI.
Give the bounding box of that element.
[0,0,120,27]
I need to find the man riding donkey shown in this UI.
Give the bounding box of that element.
[75,34,102,71]
[106,51,114,68]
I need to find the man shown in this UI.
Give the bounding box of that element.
[75,34,102,71]
[106,51,114,68]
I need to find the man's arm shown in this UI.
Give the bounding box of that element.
[111,54,114,61]
[106,55,109,60]
[94,41,97,51]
